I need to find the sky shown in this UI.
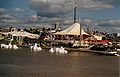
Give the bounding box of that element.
[0,0,120,32]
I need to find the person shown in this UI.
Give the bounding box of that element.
[107,48,111,52]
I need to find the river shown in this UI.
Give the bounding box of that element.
[0,48,119,77]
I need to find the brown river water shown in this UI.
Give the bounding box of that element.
[0,48,119,77]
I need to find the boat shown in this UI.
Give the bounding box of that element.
[65,45,93,52]
[90,50,119,56]
[49,46,68,54]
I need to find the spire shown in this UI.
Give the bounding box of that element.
[74,1,77,23]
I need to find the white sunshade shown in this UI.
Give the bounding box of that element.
[54,23,89,35]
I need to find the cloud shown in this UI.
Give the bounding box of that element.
[30,16,94,26]
[0,8,20,23]
[0,8,6,15]
[0,8,36,24]
[13,8,23,12]
[0,14,18,23]
[75,0,113,10]
[98,19,120,26]
[35,17,74,25]
[29,0,113,17]
[91,19,120,33]
[0,15,15,19]
[0,19,17,23]
[0,8,6,12]
[29,0,71,17]
[25,15,39,23]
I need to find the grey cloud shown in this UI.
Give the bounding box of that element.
[0,8,36,24]
[0,8,19,23]
[0,19,17,23]
[98,19,120,26]
[30,0,72,17]
[35,17,94,26]
[0,8,6,15]
[29,0,113,17]
[39,17,73,24]
[0,15,15,20]
[0,14,17,23]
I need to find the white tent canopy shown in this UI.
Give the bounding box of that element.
[2,31,40,39]
[54,23,89,35]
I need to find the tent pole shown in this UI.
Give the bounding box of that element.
[50,34,53,48]
[80,19,82,47]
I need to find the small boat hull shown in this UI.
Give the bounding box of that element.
[91,50,119,56]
